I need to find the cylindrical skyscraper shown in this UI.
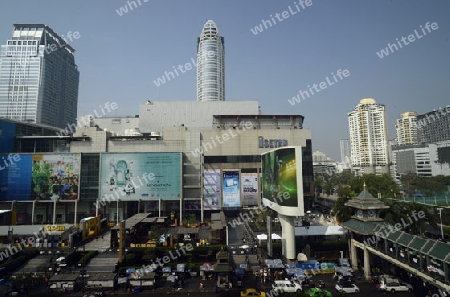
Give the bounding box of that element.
[197,20,225,102]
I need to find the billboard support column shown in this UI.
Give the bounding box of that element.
[179,200,182,225]
[74,200,77,225]
[95,199,99,217]
[279,214,296,262]
[159,199,161,217]
[32,200,36,225]
[226,225,229,245]
[200,197,204,222]
[267,216,272,258]
[53,199,57,225]
[116,199,120,226]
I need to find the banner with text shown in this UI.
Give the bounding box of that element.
[222,170,241,207]
[241,173,258,206]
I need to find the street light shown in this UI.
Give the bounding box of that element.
[437,208,444,240]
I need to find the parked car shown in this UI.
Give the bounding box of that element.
[335,283,360,293]
[381,282,412,293]
[305,288,333,297]
[272,280,302,293]
[377,275,412,293]
[241,288,266,297]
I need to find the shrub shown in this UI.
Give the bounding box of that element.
[78,250,98,266]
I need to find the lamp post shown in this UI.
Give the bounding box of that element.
[437,208,444,240]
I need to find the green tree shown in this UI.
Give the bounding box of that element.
[335,185,353,199]
[380,200,437,235]
[255,209,276,231]
[332,195,352,223]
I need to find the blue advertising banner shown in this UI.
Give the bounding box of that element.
[222,170,241,207]
[0,153,80,201]
[100,152,182,200]
[0,154,32,201]
[0,120,16,153]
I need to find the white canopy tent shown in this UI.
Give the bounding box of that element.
[256,233,282,241]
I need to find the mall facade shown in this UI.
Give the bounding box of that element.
[0,100,313,241]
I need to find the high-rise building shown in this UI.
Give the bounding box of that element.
[348,98,389,175]
[340,139,351,164]
[196,20,225,102]
[416,108,450,144]
[395,111,417,145]
[312,149,327,162]
[0,24,79,129]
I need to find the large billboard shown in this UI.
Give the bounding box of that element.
[222,170,241,207]
[241,173,258,206]
[0,154,32,201]
[100,152,181,200]
[0,153,80,201]
[261,147,304,216]
[32,154,81,200]
[203,169,221,210]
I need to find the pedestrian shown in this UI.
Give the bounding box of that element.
[215,284,219,294]
[229,282,232,289]
[199,282,204,290]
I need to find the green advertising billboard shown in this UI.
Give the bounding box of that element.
[100,152,182,200]
[261,147,304,216]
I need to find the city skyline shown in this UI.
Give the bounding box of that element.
[0,1,448,160]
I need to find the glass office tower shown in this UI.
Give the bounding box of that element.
[0,24,79,129]
[197,20,225,102]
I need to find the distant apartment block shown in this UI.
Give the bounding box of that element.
[395,111,417,145]
[348,98,389,175]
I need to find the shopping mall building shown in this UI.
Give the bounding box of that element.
[0,100,313,245]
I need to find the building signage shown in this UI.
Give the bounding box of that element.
[258,136,288,148]
[45,225,65,231]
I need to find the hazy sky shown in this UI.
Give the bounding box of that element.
[1,0,449,160]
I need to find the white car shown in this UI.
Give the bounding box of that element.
[335,283,360,293]
[272,280,302,293]
[382,282,411,293]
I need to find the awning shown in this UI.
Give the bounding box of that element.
[426,242,450,261]
[408,236,429,252]
[397,232,414,246]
